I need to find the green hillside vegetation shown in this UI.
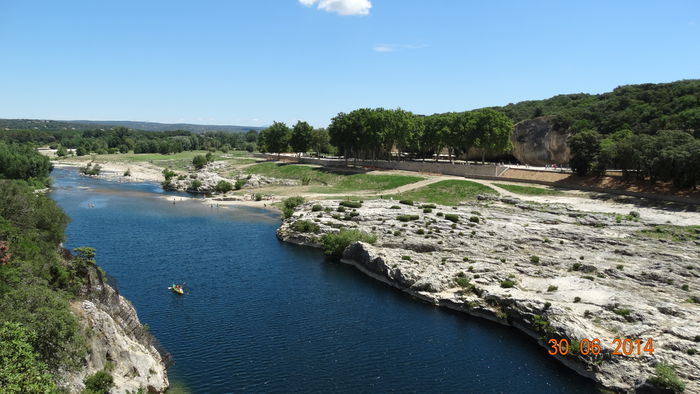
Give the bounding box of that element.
[0,143,107,389]
[491,79,700,135]
[0,141,52,188]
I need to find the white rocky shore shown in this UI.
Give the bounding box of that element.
[62,265,169,393]
[277,197,700,393]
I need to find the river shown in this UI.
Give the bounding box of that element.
[49,168,596,393]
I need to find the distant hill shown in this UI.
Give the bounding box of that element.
[0,118,264,133]
[487,79,700,135]
[68,120,264,133]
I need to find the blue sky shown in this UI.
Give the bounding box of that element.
[1,0,698,127]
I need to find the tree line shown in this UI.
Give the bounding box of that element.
[258,108,514,163]
[569,129,699,188]
[257,121,333,158]
[1,127,260,156]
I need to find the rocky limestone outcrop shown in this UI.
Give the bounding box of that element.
[277,198,700,393]
[61,266,169,393]
[167,162,298,194]
[512,116,571,166]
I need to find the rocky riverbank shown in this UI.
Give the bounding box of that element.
[61,261,169,393]
[277,197,699,392]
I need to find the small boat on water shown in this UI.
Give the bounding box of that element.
[170,284,184,295]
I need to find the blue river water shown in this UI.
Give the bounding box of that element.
[49,168,597,393]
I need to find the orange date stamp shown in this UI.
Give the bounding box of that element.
[547,338,655,356]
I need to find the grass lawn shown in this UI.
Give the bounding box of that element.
[493,183,563,195]
[245,162,423,193]
[388,179,498,206]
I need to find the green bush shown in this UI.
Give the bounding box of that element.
[397,214,420,222]
[415,229,425,235]
[192,154,208,169]
[530,256,540,264]
[0,322,56,392]
[399,199,414,205]
[190,179,202,190]
[423,208,433,213]
[215,180,233,193]
[234,178,247,190]
[500,280,515,288]
[648,362,685,393]
[312,204,323,212]
[547,285,558,292]
[469,216,479,223]
[83,370,114,393]
[401,255,411,261]
[444,214,459,223]
[574,297,581,303]
[340,200,362,208]
[390,205,401,209]
[80,163,102,176]
[0,285,86,372]
[291,220,320,234]
[320,230,377,259]
[282,196,305,219]
[420,204,436,209]
[336,206,346,212]
[162,168,176,180]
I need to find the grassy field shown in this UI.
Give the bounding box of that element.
[388,179,498,206]
[245,162,423,193]
[493,183,563,195]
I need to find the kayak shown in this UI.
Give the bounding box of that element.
[170,285,184,295]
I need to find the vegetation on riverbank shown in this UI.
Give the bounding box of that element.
[0,151,89,389]
[0,143,130,391]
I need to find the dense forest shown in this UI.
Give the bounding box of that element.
[0,145,103,390]
[490,79,700,136]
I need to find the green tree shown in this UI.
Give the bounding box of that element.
[471,109,513,163]
[214,180,233,193]
[260,122,291,158]
[0,322,56,392]
[568,129,602,176]
[192,155,208,169]
[290,121,313,156]
[56,145,68,157]
[310,128,331,157]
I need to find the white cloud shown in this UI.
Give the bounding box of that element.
[299,0,372,16]
[372,43,428,53]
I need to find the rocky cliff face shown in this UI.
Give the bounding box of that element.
[512,116,571,166]
[277,198,699,393]
[61,266,169,393]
